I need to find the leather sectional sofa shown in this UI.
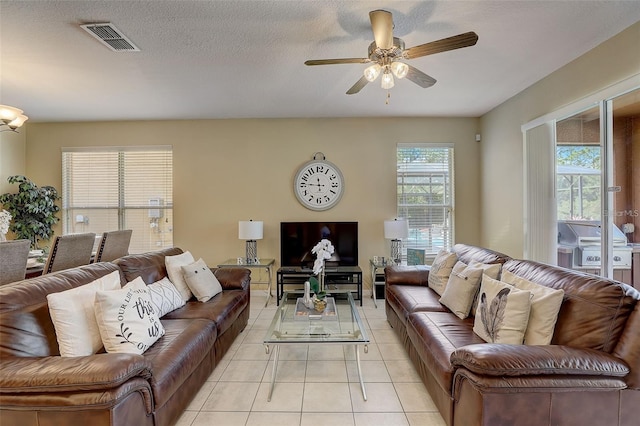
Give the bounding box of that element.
[385,244,640,426]
[0,247,250,426]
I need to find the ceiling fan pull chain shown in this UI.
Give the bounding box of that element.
[385,91,391,105]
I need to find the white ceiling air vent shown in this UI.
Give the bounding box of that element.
[80,23,140,52]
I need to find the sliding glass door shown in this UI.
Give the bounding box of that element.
[555,89,639,285]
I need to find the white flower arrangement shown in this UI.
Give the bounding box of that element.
[311,238,335,275]
[0,209,11,236]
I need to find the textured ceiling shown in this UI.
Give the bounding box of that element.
[1,1,639,123]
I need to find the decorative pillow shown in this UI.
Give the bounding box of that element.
[165,251,195,302]
[181,258,222,302]
[427,250,457,296]
[47,270,121,357]
[501,270,565,345]
[468,261,503,316]
[473,275,532,345]
[147,277,185,317]
[439,261,484,319]
[94,285,165,354]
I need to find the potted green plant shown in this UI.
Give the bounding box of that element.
[0,175,60,249]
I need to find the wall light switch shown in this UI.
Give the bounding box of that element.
[75,215,84,223]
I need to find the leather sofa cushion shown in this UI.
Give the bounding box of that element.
[143,319,217,409]
[386,284,447,326]
[504,259,640,352]
[0,263,122,358]
[162,290,248,336]
[453,243,511,265]
[407,311,484,394]
[114,247,183,284]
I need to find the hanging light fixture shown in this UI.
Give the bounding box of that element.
[362,61,409,90]
[363,64,381,82]
[391,61,409,79]
[380,67,395,89]
[0,105,28,132]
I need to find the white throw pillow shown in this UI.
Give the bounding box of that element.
[94,285,165,354]
[47,270,121,357]
[473,275,532,345]
[427,250,457,296]
[181,258,222,302]
[501,270,565,345]
[165,251,195,302]
[439,261,484,319]
[468,261,503,316]
[147,277,185,317]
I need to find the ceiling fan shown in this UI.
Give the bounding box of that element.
[304,10,478,95]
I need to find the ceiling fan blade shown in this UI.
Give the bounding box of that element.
[369,10,393,50]
[305,58,370,66]
[346,76,369,95]
[405,65,437,88]
[404,31,478,59]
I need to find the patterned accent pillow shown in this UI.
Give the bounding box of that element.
[94,285,165,354]
[147,277,185,317]
[439,261,484,319]
[501,270,564,345]
[468,261,503,316]
[427,249,457,296]
[181,258,223,302]
[473,275,532,345]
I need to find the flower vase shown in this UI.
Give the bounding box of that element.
[303,281,314,309]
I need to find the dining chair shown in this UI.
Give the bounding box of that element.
[0,239,31,285]
[94,229,133,262]
[43,233,96,274]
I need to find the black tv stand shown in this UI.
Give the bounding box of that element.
[276,266,363,306]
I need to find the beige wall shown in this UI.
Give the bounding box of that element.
[24,117,480,280]
[480,21,640,257]
[0,129,26,195]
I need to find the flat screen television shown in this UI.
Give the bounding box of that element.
[280,221,358,268]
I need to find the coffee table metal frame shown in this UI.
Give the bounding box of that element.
[263,290,369,402]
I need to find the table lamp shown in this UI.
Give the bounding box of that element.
[239,220,263,264]
[384,218,409,264]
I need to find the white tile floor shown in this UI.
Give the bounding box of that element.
[175,289,446,426]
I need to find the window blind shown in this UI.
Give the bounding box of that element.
[62,146,173,253]
[397,143,454,258]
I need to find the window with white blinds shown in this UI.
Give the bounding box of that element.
[62,146,173,253]
[397,143,454,257]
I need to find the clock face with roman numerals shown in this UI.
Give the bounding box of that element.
[294,159,344,211]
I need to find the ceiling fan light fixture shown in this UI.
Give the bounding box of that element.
[391,61,409,79]
[381,68,394,89]
[364,64,381,82]
[0,105,23,123]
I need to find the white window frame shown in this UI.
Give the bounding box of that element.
[396,143,455,259]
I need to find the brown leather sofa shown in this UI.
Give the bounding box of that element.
[0,247,250,426]
[385,244,640,426]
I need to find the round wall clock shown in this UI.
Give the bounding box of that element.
[293,153,344,211]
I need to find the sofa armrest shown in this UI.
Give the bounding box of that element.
[384,265,430,287]
[451,344,629,377]
[0,353,152,393]
[214,267,251,290]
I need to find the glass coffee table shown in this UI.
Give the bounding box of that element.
[263,290,370,402]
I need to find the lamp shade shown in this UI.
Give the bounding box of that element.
[238,220,263,240]
[384,219,408,240]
